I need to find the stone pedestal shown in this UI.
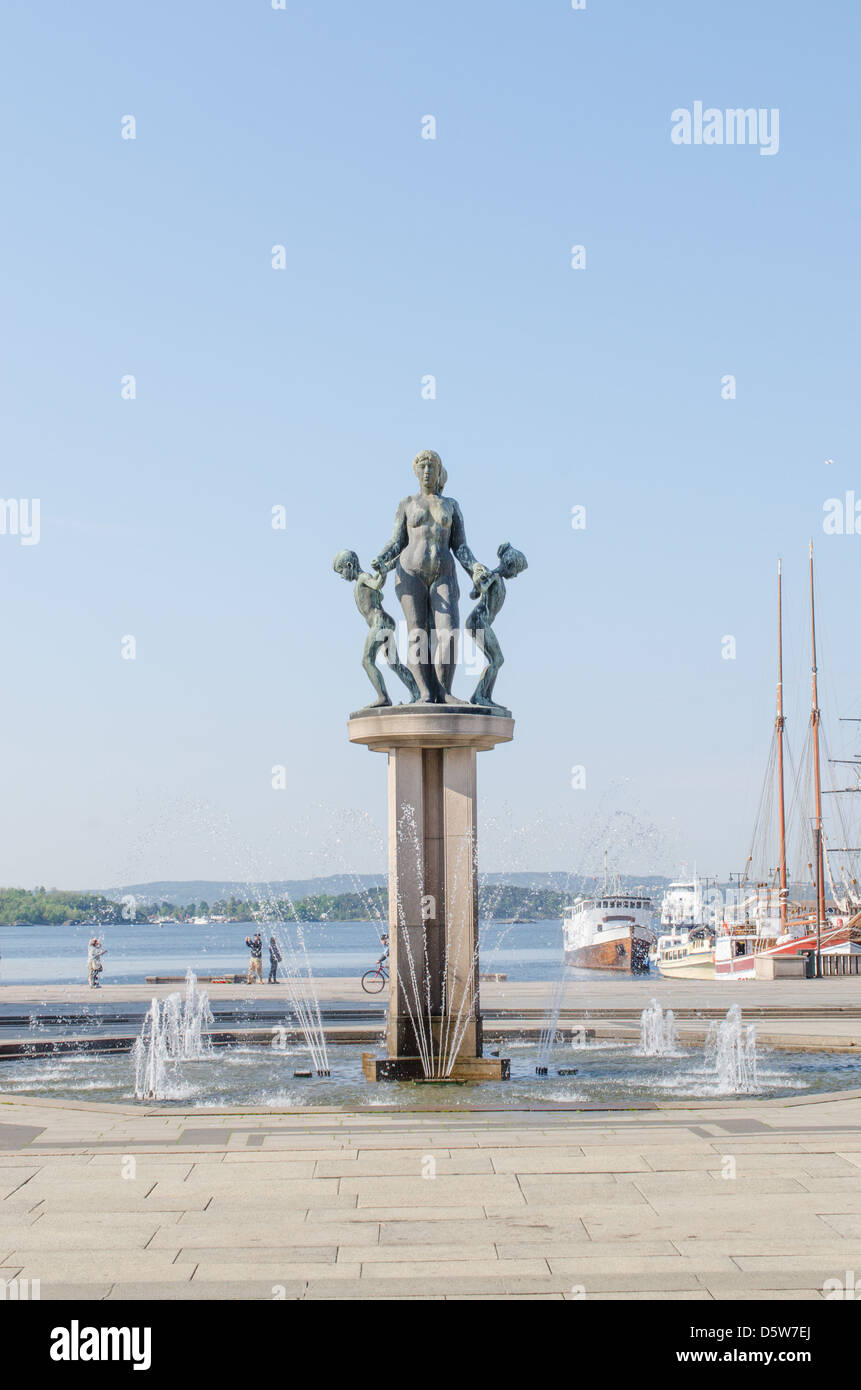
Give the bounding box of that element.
[348,705,513,1082]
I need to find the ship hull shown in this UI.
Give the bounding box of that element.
[716,920,861,978]
[565,929,651,974]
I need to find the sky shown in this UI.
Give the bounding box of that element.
[1,0,860,890]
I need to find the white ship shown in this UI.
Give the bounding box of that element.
[563,869,656,973]
[660,874,710,933]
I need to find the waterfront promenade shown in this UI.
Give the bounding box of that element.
[4,977,860,1012]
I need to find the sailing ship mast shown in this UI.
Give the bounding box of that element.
[809,542,825,974]
[776,560,788,933]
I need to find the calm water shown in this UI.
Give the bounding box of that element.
[0,919,575,987]
[2,1039,855,1109]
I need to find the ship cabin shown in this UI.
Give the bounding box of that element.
[565,892,653,924]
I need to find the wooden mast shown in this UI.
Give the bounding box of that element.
[776,559,788,933]
[809,542,825,974]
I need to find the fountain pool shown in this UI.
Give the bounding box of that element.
[1,1038,855,1110]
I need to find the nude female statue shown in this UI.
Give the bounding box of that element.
[371,450,489,703]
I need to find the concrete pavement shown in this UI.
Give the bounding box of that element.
[3,1088,861,1300]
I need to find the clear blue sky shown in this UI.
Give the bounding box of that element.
[2,0,859,889]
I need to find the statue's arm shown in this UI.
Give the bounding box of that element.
[450,500,487,579]
[359,569,385,592]
[371,501,408,572]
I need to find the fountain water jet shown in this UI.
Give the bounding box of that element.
[639,999,679,1056]
[132,969,213,1100]
[705,1004,758,1093]
[536,963,572,1073]
[169,806,331,1076]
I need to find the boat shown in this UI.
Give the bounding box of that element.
[660,874,709,933]
[654,926,716,979]
[718,550,861,979]
[715,899,860,979]
[563,865,656,972]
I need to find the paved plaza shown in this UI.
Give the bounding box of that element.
[3,1086,861,1300]
[5,976,861,1021]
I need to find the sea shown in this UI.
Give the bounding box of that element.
[0,918,571,987]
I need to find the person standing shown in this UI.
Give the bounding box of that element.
[267,934,282,984]
[87,937,105,988]
[245,932,263,984]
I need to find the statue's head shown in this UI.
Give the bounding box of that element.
[333,548,360,582]
[496,541,527,579]
[413,449,446,495]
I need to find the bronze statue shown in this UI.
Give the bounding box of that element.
[466,542,528,714]
[333,550,420,708]
[371,450,489,703]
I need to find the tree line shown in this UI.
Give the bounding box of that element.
[0,884,570,926]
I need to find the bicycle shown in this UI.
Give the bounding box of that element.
[361,959,389,994]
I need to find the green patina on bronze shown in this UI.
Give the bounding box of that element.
[335,450,527,712]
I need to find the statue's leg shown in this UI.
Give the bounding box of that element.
[381,622,421,702]
[430,575,460,697]
[471,624,503,705]
[467,619,490,700]
[395,570,439,702]
[362,629,390,706]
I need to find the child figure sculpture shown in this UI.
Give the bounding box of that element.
[465,541,528,715]
[333,549,420,708]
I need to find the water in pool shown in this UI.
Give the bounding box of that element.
[1,1039,856,1110]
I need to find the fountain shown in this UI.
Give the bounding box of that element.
[705,1004,758,1093]
[639,999,680,1056]
[132,969,213,1100]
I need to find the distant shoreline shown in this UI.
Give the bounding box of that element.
[0,884,571,926]
[0,914,552,928]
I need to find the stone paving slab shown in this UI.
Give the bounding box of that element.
[151,1221,379,1248]
[340,1174,527,1205]
[103,1281,309,1300]
[313,1154,495,1176]
[0,1222,171,1251]
[6,1255,191,1282]
[582,1290,713,1300]
[190,1261,365,1281]
[303,1203,489,1222]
